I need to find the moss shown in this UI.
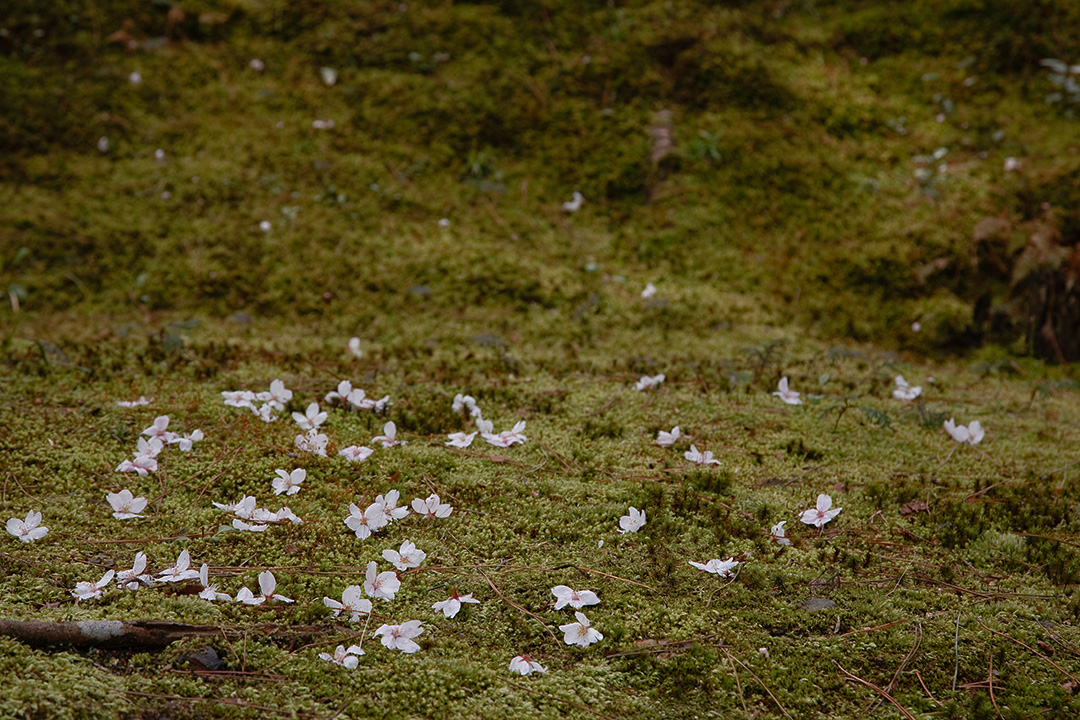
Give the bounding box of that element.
[4,1,1080,717]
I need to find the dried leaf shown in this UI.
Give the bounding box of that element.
[900,500,929,516]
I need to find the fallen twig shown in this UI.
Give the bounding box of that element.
[988,653,1004,720]
[975,618,1080,684]
[549,564,656,591]
[913,669,942,707]
[884,623,922,696]
[836,617,916,638]
[477,569,557,641]
[502,678,617,720]
[722,648,793,719]
[833,660,917,720]
[728,650,749,720]
[124,690,323,718]
[0,620,335,650]
[604,633,726,659]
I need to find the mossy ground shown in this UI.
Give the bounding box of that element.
[3,1,1080,718]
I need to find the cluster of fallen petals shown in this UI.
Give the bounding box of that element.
[618,507,646,534]
[893,375,922,401]
[116,395,153,408]
[236,571,295,605]
[344,492,452,539]
[635,374,665,391]
[373,620,424,653]
[115,415,203,476]
[655,426,681,447]
[509,655,546,675]
[271,468,306,496]
[944,418,985,445]
[432,591,480,618]
[319,644,365,668]
[65,361,994,678]
[213,495,302,532]
[444,395,528,449]
[559,611,603,647]
[221,379,292,422]
[800,494,842,529]
[684,445,720,466]
[324,379,390,412]
[67,549,290,606]
[689,558,740,577]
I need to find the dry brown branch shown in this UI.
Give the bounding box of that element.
[727,650,749,720]
[833,660,917,720]
[502,678,618,720]
[885,623,922,694]
[604,633,727,659]
[87,532,216,544]
[476,569,557,641]
[549,564,656,591]
[123,690,323,718]
[988,653,1004,720]
[913,670,942,706]
[723,648,794,720]
[914,573,995,598]
[0,620,335,650]
[975,618,1080,684]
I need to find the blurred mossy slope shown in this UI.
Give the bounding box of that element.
[3,0,1080,351]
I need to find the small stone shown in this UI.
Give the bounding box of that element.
[183,646,222,671]
[798,597,837,612]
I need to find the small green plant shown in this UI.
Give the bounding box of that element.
[687,130,722,161]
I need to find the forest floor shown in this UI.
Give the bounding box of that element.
[3,1,1080,718]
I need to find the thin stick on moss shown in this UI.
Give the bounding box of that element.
[191,445,246,503]
[836,617,916,638]
[963,480,1006,503]
[913,670,942,706]
[884,622,922,695]
[833,660,917,720]
[6,470,38,501]
[535,440,577,471]
[0,551,54,575]
[1014,531,1080,551]
[916,573,995,599]
[936,444,960,471]
[605,633,727,658]
[477,568,557,641]
[722,648,793,720]
[550,564,656,591]
[88,530,216,544]
[167,668,287,681]
[0,620,335,650]
[502,678,618,720]
[988,653,1004,720]
[975,618,1080,684]
[445,447,569,475]
[953,611,962,692]
[219,627,243,670]
[124,690,323,718]
[726,650,749,720]
[261,628,365,674]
